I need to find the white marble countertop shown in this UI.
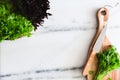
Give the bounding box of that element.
[0,0,120,80]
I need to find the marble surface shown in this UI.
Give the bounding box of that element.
[1,0,120,80]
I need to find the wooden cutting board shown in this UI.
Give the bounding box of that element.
[83,7,120,80]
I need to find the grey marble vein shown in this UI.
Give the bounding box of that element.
[0,67,86,80]
[37,25,120,33]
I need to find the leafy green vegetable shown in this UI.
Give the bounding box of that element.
[93,45,120,80]
[89,70,95,75]
[107,78,112,80]
[0,0,34,42]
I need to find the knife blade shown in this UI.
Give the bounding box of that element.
[93,25,107,53]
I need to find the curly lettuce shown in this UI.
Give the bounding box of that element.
[0,0,34,42]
